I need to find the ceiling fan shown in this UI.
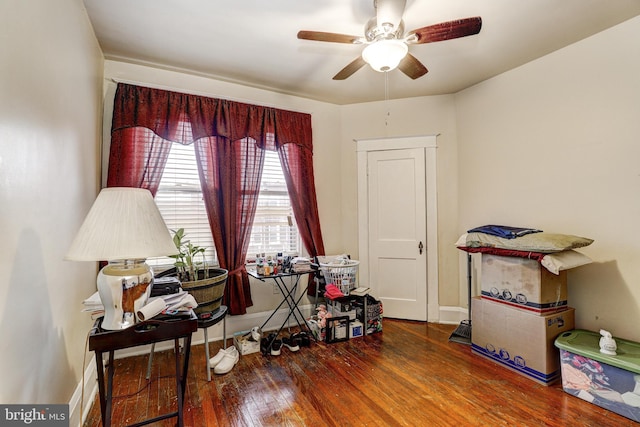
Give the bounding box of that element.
[297,0,482,80]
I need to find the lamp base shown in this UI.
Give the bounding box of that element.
[98,260,153,330]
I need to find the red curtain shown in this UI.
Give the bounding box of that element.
[275,112,325,259]
[107,83,325,314]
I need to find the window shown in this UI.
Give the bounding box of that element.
[247,149,299,259]
[149,142,300,268]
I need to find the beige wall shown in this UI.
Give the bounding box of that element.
[102,60,345,314]
[0,0,103,412]
[454,16,640,341]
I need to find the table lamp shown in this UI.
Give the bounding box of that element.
[66,187,177,330]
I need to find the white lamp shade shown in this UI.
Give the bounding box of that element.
[66,187,177,261]
[362,39,409,72]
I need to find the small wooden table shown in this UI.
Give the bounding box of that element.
[88,313,197,427]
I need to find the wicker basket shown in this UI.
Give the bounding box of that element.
[181,268,228,314]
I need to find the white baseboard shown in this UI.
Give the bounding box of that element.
[69,355,98,427]
[438,306,469,325]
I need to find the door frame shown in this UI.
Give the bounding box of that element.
[356,135,440,322]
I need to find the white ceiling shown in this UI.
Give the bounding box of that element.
[83,0,640,105]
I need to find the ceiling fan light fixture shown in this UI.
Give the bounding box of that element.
[362,39,408,72]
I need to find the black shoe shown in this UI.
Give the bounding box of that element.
[260,337,270,355]
[270,337,283,356]
[292,331,311,347]
[261,333,277,355]
[282,335,300,352]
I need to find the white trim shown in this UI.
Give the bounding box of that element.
[69,356,98,427]
[356,135,440,322]
[355,134,439,152]
[438,306,470,325]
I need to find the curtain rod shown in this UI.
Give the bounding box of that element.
[107,77,314,115]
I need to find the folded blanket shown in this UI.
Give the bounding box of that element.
[456,246,592,275]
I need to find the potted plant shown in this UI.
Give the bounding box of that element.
[169,228,228,314]
[170,228,208,282]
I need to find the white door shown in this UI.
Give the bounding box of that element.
[367,148,427,320]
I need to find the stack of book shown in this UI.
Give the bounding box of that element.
[82,292,104,319]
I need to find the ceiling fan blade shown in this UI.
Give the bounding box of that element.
[297,30,364,44]
[376,0,407,30]
[398,53,428,80]
[333,56,367,80]
[407,17,482,44]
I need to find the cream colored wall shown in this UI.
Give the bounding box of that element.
[0,0,103,407]
[103,60,344,314]
[454,16,640,341]
[339,96,462,307]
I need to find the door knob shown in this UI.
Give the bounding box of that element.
[418,241,424,254]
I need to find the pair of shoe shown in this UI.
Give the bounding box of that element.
[261,333,283,356]
[282,335,300,352]
[260,333,301,355]
[291,331,311,347]
[209,346,239,374]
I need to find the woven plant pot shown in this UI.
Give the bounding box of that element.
[181,268,228,314]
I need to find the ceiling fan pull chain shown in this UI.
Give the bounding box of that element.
[385,71,390,127]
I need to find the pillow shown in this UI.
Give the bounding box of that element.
[541,250,593,275]
[463,232,594,253]
[455,233,468,247]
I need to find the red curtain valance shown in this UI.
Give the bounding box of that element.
[111,83,313,150]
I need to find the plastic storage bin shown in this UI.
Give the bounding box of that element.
[555,329,640,422]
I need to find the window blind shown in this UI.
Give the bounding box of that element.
[149,142,299,268]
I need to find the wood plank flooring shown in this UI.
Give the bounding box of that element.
[83,320,635,426]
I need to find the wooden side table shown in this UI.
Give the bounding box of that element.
[88,313,197,427]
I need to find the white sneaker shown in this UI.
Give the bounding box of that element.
[214,346,239,375]
[209,348,229,368]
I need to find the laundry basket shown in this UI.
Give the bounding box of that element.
[320,260,359,296]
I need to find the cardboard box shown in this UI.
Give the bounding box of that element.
[555,329,640,423]
[471,297,575,385]
[481,254,568,315]
[233,330,260,355]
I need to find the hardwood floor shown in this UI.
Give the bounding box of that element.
[83,320,635,426]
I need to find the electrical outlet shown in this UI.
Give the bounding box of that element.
[273,284,279,295]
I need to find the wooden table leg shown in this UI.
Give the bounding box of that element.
[172,335,193,427]
[95,350,115,427]
[105,350,115,427]
[94,350,107,427]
